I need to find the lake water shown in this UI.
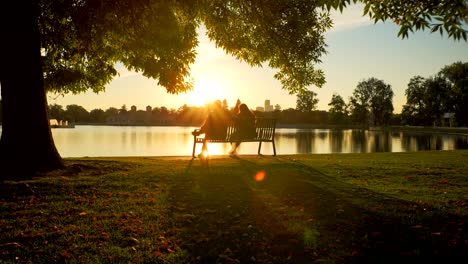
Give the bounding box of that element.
[30,125,468,157]
[1,125,467,157]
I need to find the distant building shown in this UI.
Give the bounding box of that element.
[256,107,265,112]
[264,100,274,112]
[274,104,281,111]
[49,119,59,126]
[443,112,455,127]
[49,119,74,128]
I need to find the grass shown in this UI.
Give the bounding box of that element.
[1,150,467,263]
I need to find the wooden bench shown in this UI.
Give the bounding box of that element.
[192,118,277,157]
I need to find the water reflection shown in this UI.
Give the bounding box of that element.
[2,125,466,157]
[329,130,344,153]
[274,128,467,155]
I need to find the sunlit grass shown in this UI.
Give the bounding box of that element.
[1,150,467,262]
[289,150,468,215]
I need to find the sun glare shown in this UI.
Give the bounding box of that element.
[189,79,225,106]
[255,171,266,182]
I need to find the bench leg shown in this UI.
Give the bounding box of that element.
[272,140,276,156]
[192,136,197,158]
[257,141,262,155]
[202,140,208,152]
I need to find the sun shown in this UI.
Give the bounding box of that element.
[189,79,225,106]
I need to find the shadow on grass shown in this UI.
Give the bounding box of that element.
[168,156,467,263]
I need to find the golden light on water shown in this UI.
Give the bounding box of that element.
[254,171,266,182]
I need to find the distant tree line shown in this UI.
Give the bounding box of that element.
[0,62,465,128]
[295,61,467,127]
[401,62,468,127]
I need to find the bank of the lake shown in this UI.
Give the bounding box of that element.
[1,150,467,263]
[2,122,468,132]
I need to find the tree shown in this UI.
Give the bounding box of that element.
[119,105,128,115]
[89,109,106,123]
[439,61,468,126]
[65,104,90,123]
[1,0,466,175]
[1,1,63,176]
[403,76,427,124]
[349,78,394,126]
[402,74,453,126]
[370,79,394,126]
[48,104,66,121]
[326,0,468,40]
[423,76,452,126]
[328,93,348,124]
[105,107,119,117]
[296,90,319,113]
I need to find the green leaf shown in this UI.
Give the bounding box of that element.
[430,24,441,33]
[363,4,370,16]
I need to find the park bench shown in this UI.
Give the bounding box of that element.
[192,118,277,157]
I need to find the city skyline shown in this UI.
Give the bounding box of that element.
[48,4,468,114]
[49,98,282,113]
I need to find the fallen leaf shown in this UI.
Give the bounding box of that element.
[0,242,21,249]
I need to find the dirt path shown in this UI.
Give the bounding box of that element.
[165,157,466,263]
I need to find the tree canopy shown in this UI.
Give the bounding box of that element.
[296,90,319,112]
[38,0,333,97]
[349,78,394,126]
[325,0,468,40]
[328,93,348,124]
[402,62,467,126]
[439,61,468,126]
[38,0,468,99]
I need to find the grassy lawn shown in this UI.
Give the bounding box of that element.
[1,150,467,263]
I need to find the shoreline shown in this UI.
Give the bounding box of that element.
[70,123,468,133]
[64,149,468,160]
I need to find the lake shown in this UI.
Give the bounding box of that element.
[1,125,467,157]
[23,125,468,157]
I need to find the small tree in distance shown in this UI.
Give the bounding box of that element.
[328,93,348,124]
[349,78,394,126]
[296,90,319,113]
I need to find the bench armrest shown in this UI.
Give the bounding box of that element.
[192,129,202,136]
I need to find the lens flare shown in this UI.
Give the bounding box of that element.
[201,150,208,158]
[255,171,266,182]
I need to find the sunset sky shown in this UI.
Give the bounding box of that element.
[50,5,468,114]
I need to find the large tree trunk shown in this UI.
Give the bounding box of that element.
[0,1,63,179]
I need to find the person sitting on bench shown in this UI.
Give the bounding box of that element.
[229,103,256,156]
[193,100,233,156]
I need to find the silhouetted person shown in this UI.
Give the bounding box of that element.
[231,98,241,116]
[193,100,233,157]
[229,103,256,156]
